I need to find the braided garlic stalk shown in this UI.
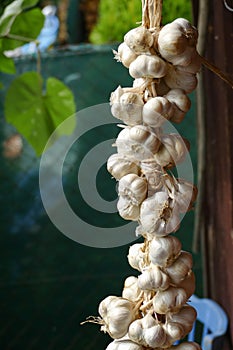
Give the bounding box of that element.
[87,2,202,349]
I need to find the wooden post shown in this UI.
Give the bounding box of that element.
[192,1,233,349]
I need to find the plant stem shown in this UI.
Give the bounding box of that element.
[3,33,39,44]
[142,0,163,28]
[201,55,233,89]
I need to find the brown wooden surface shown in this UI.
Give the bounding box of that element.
[192,1,233,349]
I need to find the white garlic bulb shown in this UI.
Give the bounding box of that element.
[129,54,168,79]
[175,179,198,213]
[106,338,144,350]
[139,191,180,237]
[124,26,154,54]
[111,92,144,126]
[128,313,167,348]
[165,251,193,285]
[127,243,147,271]
[116,125,161,161]
[140,160,164,195]
[164,304,197,346]
[138,265,170,291]
[118,174,147,206]
[142,96,175,127]
[169,342,201,350]
[152,286,188,314]
[98,296,138,339]
[165,88,191,114]
[176,50,202,74]
[149,236,182,267]
[122,276,142,302]
[164,65,197,94]
[154,134,189,168]
[177,271,196,299]
[117,196,140,221]
[107,154,139,180]
[114,42,138,68]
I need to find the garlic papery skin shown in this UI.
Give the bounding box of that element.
[175,179,198,213]
[165,89,191,114]
[127,243,147,272]
[106,338,145,350]
[140,160,164,195]
[137,265,170,291]
[111,92,144,126]
[142,96,175,127]
[114,42,138,68]
[176,50,202,74]
[164,64,198,94]
[165,251,193,285]
[177,271,196,299]
[128,313,167,348]
[117,196,140,221]
[129,54,168,79]
[152,286,188,314]
[115,125,161,161]
[107,154,139,181]
[170,341,202,350]
[122,276,142,302]
[154,134,189,169]
[139,191,181,237]
[164,305,197,347]
[118,174,147,206]
[149,236,182,267]
[124,26,154,54]
[98,296,138,339]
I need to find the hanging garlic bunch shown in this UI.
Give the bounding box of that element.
[83,1,202,349]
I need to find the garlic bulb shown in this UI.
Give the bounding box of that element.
[124,26,154,54]
[139,191,180,237]
[152,286,188,314]
[114,42,138,68]
[128,313,167,348]
[122,276,142,302]
[140,160,164,195]
[142,96,175,127]
[106,338,144,350]
[149,236,182,267]
[164,65,197,94]
[129,54,168,79]
[177,271,196,299]
[118,174,147,206]
[176,50,202,74]
[165,88,191,113]
[117,196,140,221]
[154,134,189,168]
[138,265,170,291]
[165,251,193,285]
[116,125,161,161]
[127,243,147,271]
[107,154,139,180]
[98,296,138,339]
[175,179,198,213]
[170,342,201,350]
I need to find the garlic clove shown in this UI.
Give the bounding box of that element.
[149,236,182,267]
[174,179,198,213]
[124,26,154,54]
[176,50,202,74]
[152,286,188,314]
[165,251,193,285]
[169,341,202,350]
[129,54,168,79]
[142,96,175,128]
[117,196,140,221]
[118,173,148,206]
[127,243,147,271]
[137,265,170,291]
[107,154,139,180]
[177,271,196,299]
[98,296,138,339]
[164,65,198,94]
[165,89,191,113]
[122,276,142,302]
[114,42,138,68]
[106,338,145,350]
[115,125,161,161]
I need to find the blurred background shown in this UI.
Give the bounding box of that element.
[0,0,232,349]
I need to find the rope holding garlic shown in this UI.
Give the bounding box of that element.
[82,1,202,349]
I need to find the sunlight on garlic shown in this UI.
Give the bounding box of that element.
[82,1,202,349]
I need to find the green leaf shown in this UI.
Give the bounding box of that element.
[44,78,76,136]
[0,0,39,36]
[2,8,44,51]
[5,72,76,156]
[0,53,15,73]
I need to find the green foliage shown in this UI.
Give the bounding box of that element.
[90,0,192,44]
[5,72,76,155]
